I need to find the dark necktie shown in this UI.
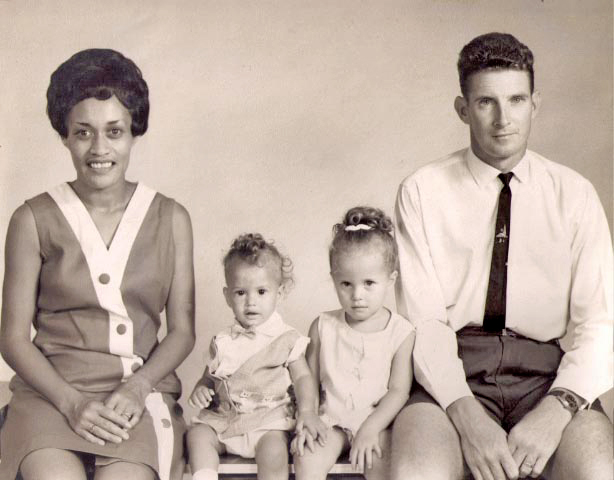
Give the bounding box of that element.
[483,172,513,333]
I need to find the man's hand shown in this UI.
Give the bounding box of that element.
[448,396,519,480]
[507,395,571,478]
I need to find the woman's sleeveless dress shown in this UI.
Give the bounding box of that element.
[0,183,185,480]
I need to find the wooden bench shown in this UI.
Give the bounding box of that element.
[214,454,363,478]
[0,378,363,479]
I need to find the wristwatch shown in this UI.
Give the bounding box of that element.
[547,389,588,415]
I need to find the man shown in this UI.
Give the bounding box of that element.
[392,32,613,480]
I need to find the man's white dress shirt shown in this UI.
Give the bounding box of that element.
[395,148,613,409]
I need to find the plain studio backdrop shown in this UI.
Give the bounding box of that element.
[0,0,612,419]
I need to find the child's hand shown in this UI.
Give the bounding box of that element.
[188,385,215,409]
[350,425,382,472]
[296,410,329,449]
[290,428,316,457]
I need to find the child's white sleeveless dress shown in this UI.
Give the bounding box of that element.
[317,309,414,437]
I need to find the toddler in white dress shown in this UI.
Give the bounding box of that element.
[292,207,415,480]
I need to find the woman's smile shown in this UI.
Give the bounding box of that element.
[62,95,136,192]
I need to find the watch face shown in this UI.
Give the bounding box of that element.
[563,393,579,411]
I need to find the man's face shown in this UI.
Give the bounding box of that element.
[455,69,540,172]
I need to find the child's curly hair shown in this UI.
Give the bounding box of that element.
[223,233,294,292]
[329,206,397,273]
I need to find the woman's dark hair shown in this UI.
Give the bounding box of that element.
[223,233,294,292]
[329,206,397,273]
[47,48,149,138]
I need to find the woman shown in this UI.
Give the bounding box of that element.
[0,49,195,480]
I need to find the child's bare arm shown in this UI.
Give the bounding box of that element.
[188,366,215,409]
[350,329,416,470]
[194,365,215,389]
[361,329,415,431]
[305,317,321,385]
[289,317,328,455]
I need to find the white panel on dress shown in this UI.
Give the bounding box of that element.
[48,183,156,379]
[145,392,174,480]
[121,355,144,380]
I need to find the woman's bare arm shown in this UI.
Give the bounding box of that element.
[1,204,131,444]
[105,202,196,424]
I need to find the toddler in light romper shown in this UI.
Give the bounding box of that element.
[186,233,326,480]
[292,206,415,480]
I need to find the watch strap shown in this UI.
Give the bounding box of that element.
[547,388,588,415]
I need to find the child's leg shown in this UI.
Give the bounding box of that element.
[293,427,348,480]
[363,429,391,480]
[186,423,225,476]
[254,430,290,480]
[20,448,87,480]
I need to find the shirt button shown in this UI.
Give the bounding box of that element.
[116,324,127,335]
[161,419,171,428]
[98,273,110,284]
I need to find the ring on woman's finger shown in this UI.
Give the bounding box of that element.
[121,412,131,419]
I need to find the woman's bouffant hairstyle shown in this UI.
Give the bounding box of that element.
[223,233,294,292]
[47,48,149,138]
[458,32,534,97]
[329,206,398,273]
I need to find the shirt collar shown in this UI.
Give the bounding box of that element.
[252,311,284,336]
[227,310,283,337]
[465,148,530,187]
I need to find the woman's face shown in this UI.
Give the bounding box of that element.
[62,95,136,192]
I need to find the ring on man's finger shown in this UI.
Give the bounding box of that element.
[89,423,96,433]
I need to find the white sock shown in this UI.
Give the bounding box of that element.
[192,468,218,480]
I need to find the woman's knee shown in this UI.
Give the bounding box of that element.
[20,448,87,480]
[94,461,155,480]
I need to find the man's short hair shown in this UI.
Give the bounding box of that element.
[458,32,534,97]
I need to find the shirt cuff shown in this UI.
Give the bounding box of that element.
[549,375,607,405]
[432,380,474,411]
[413,359,474,410]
